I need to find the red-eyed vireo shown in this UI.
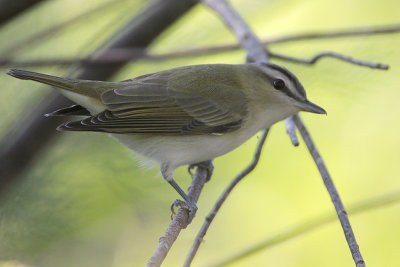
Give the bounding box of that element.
[7,63,325,220]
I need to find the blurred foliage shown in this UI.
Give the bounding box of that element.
[0,0,400,266]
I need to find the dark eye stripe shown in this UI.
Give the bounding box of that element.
[270,78,303,102]
[280,87,300,101]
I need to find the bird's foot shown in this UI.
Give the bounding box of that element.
[170,199,198,223]
[187,160,214,182]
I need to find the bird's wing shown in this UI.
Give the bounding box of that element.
[58,69,248,135]
[45,105,91,117]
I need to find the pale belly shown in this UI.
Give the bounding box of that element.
[111,128,255,169]
[110,105,297,169]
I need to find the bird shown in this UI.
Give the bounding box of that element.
[7,63,326,221]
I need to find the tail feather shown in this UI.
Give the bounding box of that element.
[7,69,76,90]
[8,69,115,113]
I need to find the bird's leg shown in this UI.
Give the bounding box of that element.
[187,160,214,182]
[161,163,197,223]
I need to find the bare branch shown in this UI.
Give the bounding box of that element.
[291,114,365,267]
[270,50,389,69]
[2,24,399,67]
[1,48,390,71]
[1,49,389,71]
[147,164,210,267]
[184,130,269,267]
[211,189,400,267]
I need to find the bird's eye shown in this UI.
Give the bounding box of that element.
[273,79,285,90]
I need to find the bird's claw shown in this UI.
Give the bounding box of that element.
[187,160,214,182]
[170,199,198,223]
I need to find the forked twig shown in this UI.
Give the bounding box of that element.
[184,130,269,267]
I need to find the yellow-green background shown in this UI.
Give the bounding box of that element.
[0,0,399,266]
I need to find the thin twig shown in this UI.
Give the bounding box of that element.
[0,49,389,70]
[147,164,210,267]
[211,189,400,267]
[291,114,365,267]
[2,24,399,67]
[285,116,299,146]
[183,130,269,267]
[270,50,389,69]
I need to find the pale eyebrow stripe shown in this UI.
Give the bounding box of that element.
[268,64,297,84]
[267,64,306,99]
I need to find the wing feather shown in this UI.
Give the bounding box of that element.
[58,65,248,135]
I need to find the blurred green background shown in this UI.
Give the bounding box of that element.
[0,0,399,266]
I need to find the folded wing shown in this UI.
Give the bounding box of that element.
[58,69,248,136]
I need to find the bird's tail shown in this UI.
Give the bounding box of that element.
[7,69,76,90]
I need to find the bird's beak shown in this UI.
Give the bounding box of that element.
[297,100,326,114]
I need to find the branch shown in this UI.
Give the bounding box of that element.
[211,189,400,267]
[184,130,269,267]
[2,23,399,67]
[270,50,389,69]
[285,116,299,146]
[291,114,365,267]
[147,164,210,267]
[1,49,388,70]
